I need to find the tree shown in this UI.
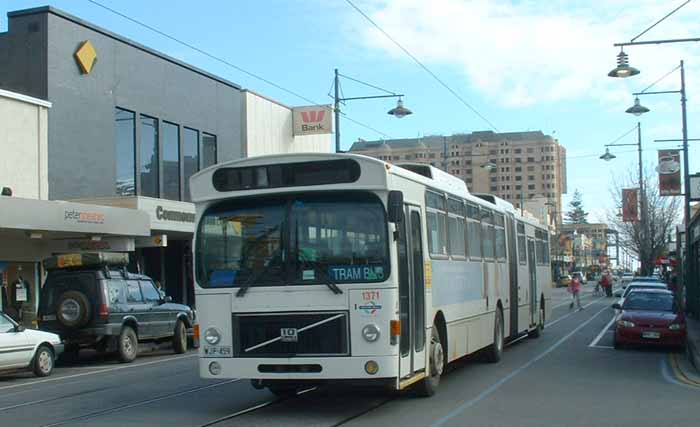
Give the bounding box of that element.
[565,189,589,224]
[607,165,681,276]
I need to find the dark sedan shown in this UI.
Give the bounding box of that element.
[612,289,685,350]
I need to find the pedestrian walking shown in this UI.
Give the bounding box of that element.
[569,274,583,310]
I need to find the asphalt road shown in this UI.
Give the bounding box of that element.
[2,284,699,427]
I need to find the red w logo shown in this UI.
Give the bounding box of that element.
[301,110,325,123]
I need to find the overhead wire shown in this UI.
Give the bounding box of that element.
[344,0,499,131]
[639,64,681,93]
[85,0,392,139]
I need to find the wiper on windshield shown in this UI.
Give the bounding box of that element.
[299,257,343,295]
[235,260,278,298]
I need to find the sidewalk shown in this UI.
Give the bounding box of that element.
[686,316,700,373]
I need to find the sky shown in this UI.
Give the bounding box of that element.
[2,0,699,222]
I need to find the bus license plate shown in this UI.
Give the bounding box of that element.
[642,331,660,339]
[280,328,298,342]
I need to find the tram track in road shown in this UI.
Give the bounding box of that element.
[195,386,396,427]
[40,379,241,427]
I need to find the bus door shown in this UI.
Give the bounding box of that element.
[527,238,538,325]
[398,206,427,380]
[506,215,519,337]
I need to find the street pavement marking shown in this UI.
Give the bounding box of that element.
[41,378,240,427]
[546,296,604,328]
[0,353,197,392]
[430,304,609,427]
[669,353,700,388]
[660,357,700,391]
[588,316,616,348]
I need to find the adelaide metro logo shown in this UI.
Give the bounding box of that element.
[301,110,325,124]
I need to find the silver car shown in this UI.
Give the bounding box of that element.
[0,312,63,377]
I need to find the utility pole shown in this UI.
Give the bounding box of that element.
[443,136,448,171]
[334,68,341,153]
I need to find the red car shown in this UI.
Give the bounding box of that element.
[612,288,686,349]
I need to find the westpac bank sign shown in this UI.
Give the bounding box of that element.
[292,105,333,136]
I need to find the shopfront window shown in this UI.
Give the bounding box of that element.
[115,108,135,196]
[163,122,180,200]
[183,127,199,202]
[202,133,217,169]
[140,115,159,198]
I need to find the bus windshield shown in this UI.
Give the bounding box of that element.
[196,192,389,288]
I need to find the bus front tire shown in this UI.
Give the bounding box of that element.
[415,325,444,397]
[484,309,504,363]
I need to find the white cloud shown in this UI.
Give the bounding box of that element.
[349,0,700,108]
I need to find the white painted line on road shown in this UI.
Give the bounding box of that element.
[42,378,241,427]
[0,354,197,392]
[546,297,603,328]
[588,316,616,348]
[430,304,609,427]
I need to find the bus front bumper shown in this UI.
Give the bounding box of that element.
[199,355,399,381]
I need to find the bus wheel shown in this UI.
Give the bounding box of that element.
[528,304,544,339]
[485,308,504,363]
[415,325,444,397]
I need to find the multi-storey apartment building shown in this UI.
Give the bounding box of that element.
[349,130,567,220]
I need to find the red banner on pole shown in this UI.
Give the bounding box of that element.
[657,149,682,196]
[622,188,639,222]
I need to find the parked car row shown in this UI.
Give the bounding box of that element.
[1,252,197,377]
[612,284,685,350]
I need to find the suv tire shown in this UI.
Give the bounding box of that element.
[117,326,138,363]
[56,290,92,328]
[173,320,187,354]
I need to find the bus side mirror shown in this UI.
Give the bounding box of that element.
[387,191,403,223]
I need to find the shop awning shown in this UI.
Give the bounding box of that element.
[0,197,150,237]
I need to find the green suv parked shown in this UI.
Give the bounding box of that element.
[38,253,195,362]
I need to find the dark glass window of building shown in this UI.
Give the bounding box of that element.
[115,108,136,196]
[140,115,159,198]
[183,127,199,202]
[163,122,180,200]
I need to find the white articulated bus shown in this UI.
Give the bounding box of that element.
[190,153,551,396]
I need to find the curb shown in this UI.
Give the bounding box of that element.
[687,336,700,373]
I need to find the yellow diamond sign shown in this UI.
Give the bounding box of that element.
[74,40,97,74]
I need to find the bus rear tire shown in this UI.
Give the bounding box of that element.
[528,303,544,339]
[415,325,444,397]
[484,308,504,363]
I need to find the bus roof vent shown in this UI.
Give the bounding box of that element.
[474,194,496,204]
[396,163,433,178]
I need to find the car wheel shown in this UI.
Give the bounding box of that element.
[484,308,504,363]
[33,345,54,377]
[173,320,187,354]
[415,325,445,397]
[117,326,138,363]
[56,290,92,328]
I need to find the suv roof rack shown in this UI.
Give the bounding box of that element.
[43,252,130,271]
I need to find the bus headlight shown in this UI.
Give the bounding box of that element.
[204,328,221,345]
[362,324,380,342]
[209,362,222,376]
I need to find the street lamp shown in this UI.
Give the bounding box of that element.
[333,69,412,153]
[625,97,650,116]
[608,49,640,78]
[480,161,497,170]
